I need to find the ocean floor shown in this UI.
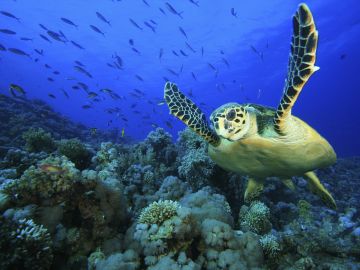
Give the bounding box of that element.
[0,95,359,270]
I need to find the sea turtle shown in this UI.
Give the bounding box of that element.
[164,4,337,209]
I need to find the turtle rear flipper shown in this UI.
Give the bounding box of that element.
[164,82,220,146]
[274,4,319,135]
[304,171,337,210]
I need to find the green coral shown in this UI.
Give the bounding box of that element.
[0,217,53,270]
[259,234,281,259]
[22,127,55,153]
[3,155,80,205]
[58,138,92,170]
[297,200,312,222]
[239,201,271,235]
[138,200,180,225]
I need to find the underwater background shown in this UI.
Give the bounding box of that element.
[1,0,360,269]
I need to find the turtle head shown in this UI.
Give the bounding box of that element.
[210,103,250,141]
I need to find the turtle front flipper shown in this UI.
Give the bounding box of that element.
[304,171,337,209]
[164,82,220,146]
[274,4,319,135]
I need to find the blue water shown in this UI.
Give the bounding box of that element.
[0,0,359,156]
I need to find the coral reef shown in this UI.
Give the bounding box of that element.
[0,98,359,269]
[58,138,92,170]
[239,201,272,235]
[0,217,53,270]
[22,127,56,153]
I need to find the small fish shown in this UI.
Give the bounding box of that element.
[188,0,199,7]
[0,11,20,21]
[222,57,230,68]
[82,104,92,109]
[135,74,144,81]
[8,48,30,57]
[207,62,217,71]
[58,30,68,41]
[74,60,85,67]
[48,93,56,99]
[47,30,66,42]
[167,68,179,76]
[172,50,179,57]
[191,72,197,81]
[96,11,111,26]
[121,128,125,137]
[60,17,78,28]
[150,19,157,25]
[39,24,48,31]
[257,89,262,99]
[134,88,144,95]
[132,47,141,54]
[231,8,237,18]
[129,39,134,46]
[71,40,85,49]
[142,0,150,7]
[179,50,188,57]
[61,89,69,98]
[165,121,173,129]
[178,26,188,39]
[90,25,105,36]
[159,48,164,61]
[250,45,263,61]
[187,89,193,97]
[74,65,92,78]
[159,8,166,15]
[100,88,113,94]
[144,21,156,32]
[0,29,16,35]
[39,164,66,174]
[35,49,44,55]
[165,2,183,19]
[201,46,204,57]
[39,34,52,43]
[90,128,97,136]
[88,92,98,98]
[9,84,26,95]
[340,54,346,60]
[157,101,165,106]
[20,37,33,41]
[47,77,54,82]
[185,42,196,53]
[112,53,123,67]
[0,44,6,51]
[129,18,143,30]
[53,70,60,75]
[78,82,88,90]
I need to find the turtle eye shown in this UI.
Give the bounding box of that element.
[226,109,236,121]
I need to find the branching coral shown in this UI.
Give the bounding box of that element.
[57,138,92,170]
[22,127,56,153]
[239,201,272,235]
[0,217,53,270]
[3,155,81,205]
[259,234,281,259]
[138,200,180,225]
